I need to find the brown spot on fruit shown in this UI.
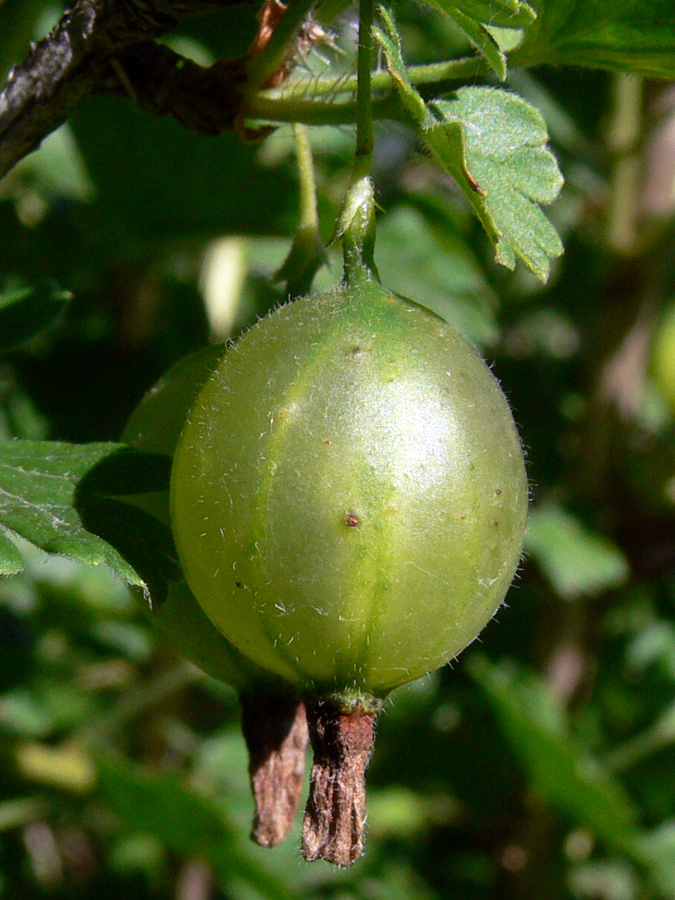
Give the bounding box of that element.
[345,512,360,528]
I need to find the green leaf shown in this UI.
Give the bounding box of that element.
[374,9,431,124]
[0,281,72,352]
[443,6,508,80]
[469,656,643,860]
[525,503,630,599]
[431,89,564,279]
[375,9,563,281]
[638,823,675,897]
[0,526,24,575]
[420,0,537,80]
[0,441,176,592]
[515,0,675,78]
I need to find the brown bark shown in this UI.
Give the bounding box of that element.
[0,0,255,181]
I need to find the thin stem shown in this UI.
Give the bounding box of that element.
[332,0,378,281]
[352,0,374,184]
[247,92,396,125]
[259,54,486,101]
[294,123,319,232]
[246,57,486,130]
[373,55,488,93]
[575,72,646,502]
[275,123,327,297]
[249,57,486,120]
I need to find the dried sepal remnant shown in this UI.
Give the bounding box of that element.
[302,700,378,867]
[240,692,309,848]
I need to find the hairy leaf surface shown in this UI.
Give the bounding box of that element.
[375,7,563,280]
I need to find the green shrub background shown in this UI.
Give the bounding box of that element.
[2,1,675,898]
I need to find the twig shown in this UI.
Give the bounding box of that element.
[0,0,253,181]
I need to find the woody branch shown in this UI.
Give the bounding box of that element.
[0,0,262,182]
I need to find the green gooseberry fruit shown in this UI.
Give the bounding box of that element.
[123,346,309,849]
[171,279,528,698]
[171,274,528,866]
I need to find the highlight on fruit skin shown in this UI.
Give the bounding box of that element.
[171,278,529,698]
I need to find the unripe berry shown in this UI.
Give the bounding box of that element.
[172,279,528,699]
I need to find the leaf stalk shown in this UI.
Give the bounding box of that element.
[246,56,488,124]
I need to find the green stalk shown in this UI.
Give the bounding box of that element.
[247,56,486,124]
[352,0,374,184]
[295,122,320,234]
[247,92,390,126]
[276,123,327,297]
[606,73,643,255]
[337,0,378,284]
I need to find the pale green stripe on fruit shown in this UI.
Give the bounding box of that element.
[247,300,351,682]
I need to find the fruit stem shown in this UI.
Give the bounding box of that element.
[276,123,328,297]
[338,175,378,284]
[240,692,309,848]
[301,698,379,866]
[337,0,378,284]
[353,0,374,186]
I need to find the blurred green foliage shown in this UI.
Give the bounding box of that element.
[2,0,675,898]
